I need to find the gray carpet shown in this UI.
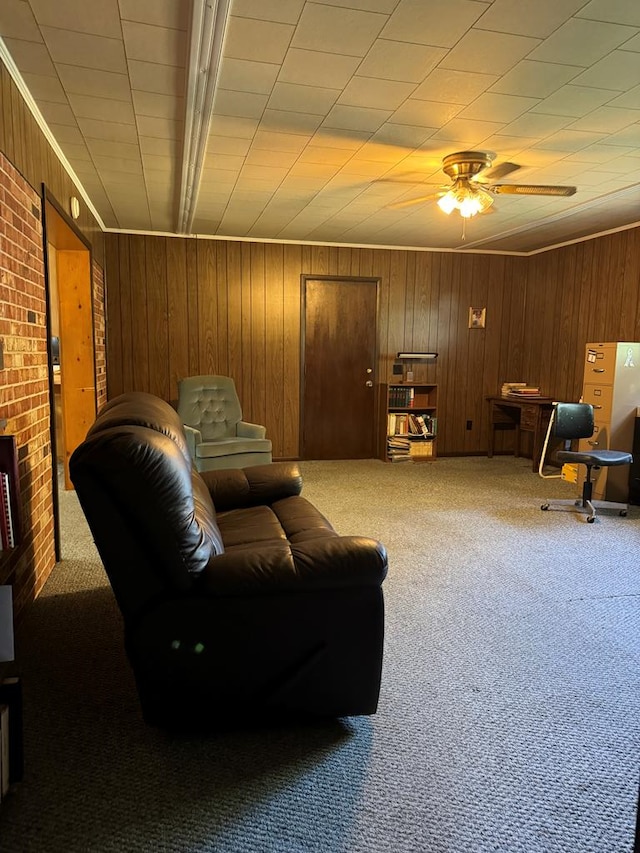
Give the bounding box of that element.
[0,456,638,852]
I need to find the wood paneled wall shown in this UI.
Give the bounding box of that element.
[105,228,640,459]
[0,60,104,267]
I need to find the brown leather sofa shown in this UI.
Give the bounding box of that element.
[69,391,388,729]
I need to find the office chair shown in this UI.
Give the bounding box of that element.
[540,402,632,523]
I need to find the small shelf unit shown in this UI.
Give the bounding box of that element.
[383,383,438,462]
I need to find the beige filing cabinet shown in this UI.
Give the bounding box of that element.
[579,342,640,502]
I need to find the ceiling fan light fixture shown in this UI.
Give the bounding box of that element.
[437,178,494,218]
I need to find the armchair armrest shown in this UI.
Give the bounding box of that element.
[237,420,266,439]
[201,462,303,511]
[182,423,202,457]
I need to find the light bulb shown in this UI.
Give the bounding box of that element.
[437,193,457,214]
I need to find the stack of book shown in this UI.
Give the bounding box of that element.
[387,435,411,462]
[501,382,542,397]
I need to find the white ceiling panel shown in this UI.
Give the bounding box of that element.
[0,0,638,251]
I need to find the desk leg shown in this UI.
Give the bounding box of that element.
[487,403,495,458]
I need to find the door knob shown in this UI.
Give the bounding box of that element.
[366,368,372,374]
[365,380,373,387]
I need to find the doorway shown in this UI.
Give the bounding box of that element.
[301,276,379,460]
[43,192,96,559]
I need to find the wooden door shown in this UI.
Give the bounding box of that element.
[302,277,378,459]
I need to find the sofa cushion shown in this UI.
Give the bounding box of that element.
[216,505,288,548]
[196,437,273,459]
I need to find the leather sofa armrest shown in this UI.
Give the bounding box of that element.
[196,536,387,594]
[237,420,267,439]
[182,423,202,457]
[201,461,303,511]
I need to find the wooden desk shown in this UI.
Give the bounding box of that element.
[486,395,554,472]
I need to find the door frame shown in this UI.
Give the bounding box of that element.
[41,185,96,561]
[299,275,381,459]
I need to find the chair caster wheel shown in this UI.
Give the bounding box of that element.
[541,503,549,511]
[587,516,595,523]
[620,510,627,517]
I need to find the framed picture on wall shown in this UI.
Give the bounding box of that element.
[469,307,486,329]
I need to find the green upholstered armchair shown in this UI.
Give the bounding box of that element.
[177,375,272,472]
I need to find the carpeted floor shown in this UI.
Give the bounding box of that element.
[0,456,638,852]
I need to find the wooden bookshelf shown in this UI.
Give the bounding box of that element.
[382,383,438,463]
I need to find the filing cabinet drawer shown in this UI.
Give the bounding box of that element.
[584,344,616,382]
[582,383,613,422]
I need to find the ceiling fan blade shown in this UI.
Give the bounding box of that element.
[491,184,576,197]
[480,161,521,181]
[388,193,439,210]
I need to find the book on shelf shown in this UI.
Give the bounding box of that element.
[0,676,23,786]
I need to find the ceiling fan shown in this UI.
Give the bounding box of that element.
[390,151,577,218]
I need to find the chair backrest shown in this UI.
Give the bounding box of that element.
[177,375,243,440]
[553,402,595,440]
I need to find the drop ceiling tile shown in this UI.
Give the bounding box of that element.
[414,69,498,104]
[297,146,354,166]
[244,148,299,168]
[136,115,183,139]
[432,117,504,144]
[576,0,640,27]
[40,27,127,73]
[459,93,540,123]
[231,0,305,24]
[440,30,540,75]
[279,48,361,88]
[475,0,588,38]
[324,104,391,132]
[199,168,238,186]
[39,101,77,126]
[489,60,582,98]
[338,77,415,111]
[132,90,183,120]
[56,65,132,100]
[357,40,446,83]
[527,19,637,66]
[0,1,40,41]
[68,93,136,124]
[215,89,269,119]
[530,85,616,117]
[119,0,190,29]
[292,5,386,56]
[569,106,640,133]
[48,124,85,145]
[268,82,340,115]
[288,162,341,179]
[2,38,56,75]
[93,155,142,174]
[565,142,634,162]
[390,99,461,128]
[501,112,573,137]
[622,32,640,51]
[609,85,640,109]
[142,154,173,171]
[533,129,606,151]
[209,115,259,138]
[128,59,185,95]
[30,0,122,36]
[208,135,252,156]
[122,20,186,66]
[87,139,139,158]
[252,130,313,153]
[600,123,640,146]
[261,109,324,133]
[311,129,372,150]
[224,16,295,64]
[371,122,437,148]
[206,153,246,171]
[139,136,179,155]
[218,58,280,95]
[21,72,67,103]
[77,117,139,143]
[381,0,486,48]
[570,50,640,90]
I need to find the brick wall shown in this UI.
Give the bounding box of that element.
[0,153,56,613]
